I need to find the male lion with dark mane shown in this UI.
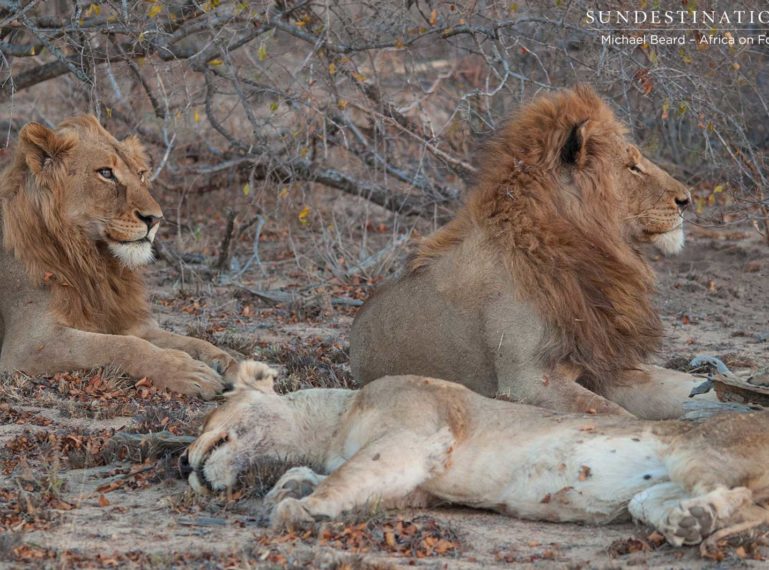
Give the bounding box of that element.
[0,116,239,398]
[350,86,709,419]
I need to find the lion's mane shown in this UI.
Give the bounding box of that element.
[410,86,662,388]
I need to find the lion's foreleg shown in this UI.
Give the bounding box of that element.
[499,366,632,415]
[14,325,224,398]
[264,466,327,507]
[125,321,238,377]
[599,365,717,420]
[270,428,453,529]
[489,329,633,415]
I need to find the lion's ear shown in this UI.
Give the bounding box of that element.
[226,361,278,396]
[560,120,589,167]
[19,122,75,175]
[77,114,103,131]
[627,144,642,163]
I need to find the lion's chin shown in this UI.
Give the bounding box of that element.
[108,240,155,269]
[650,226,685,256]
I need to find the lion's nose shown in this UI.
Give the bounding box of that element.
[136,211,162,230]
[675,195,690,210]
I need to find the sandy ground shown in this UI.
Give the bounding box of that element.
[1,226,768,569]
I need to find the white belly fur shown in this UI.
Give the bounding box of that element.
[424,426,668,523]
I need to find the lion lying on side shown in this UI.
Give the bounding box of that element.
[186,363,769,550]
[0,116,235,397]
[351,86,707,419]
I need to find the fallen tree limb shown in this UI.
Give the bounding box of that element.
[100,431,195,464]
[234,285,362,308]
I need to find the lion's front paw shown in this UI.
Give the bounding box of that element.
[264,467,325,508]
[186,429,239,493]
[270,498,315,530]
[207,353,237,377]
[150,349,224,399]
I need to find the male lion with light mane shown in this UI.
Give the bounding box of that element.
[186,363,769,551]
[350,86,709,419]
[0,116,239,397]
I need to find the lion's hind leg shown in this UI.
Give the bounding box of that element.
[269,427,453,529]
[630,482,754,547]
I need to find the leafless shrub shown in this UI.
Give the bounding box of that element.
[1,0,768,271]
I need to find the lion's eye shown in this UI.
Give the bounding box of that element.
[98,168,115,181]
[138,170,147,183]
[629,164,643,174]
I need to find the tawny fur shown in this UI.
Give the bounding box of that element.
[411,87,662,386]
[2,116,151,332]
[351,86,702,418]
[0,116,244,397]
[187,371,769,549]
